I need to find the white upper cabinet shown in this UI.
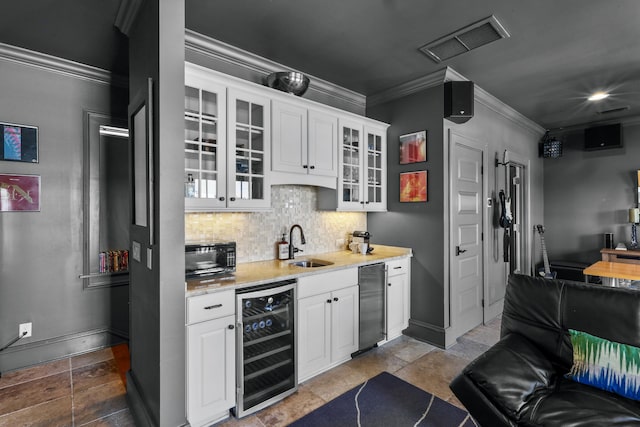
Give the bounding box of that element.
[318,118,388,211]
[227,88,271,210]
[271,100,339,188]
[185,64,271,212]
[185,62,387,211]
[307,109,338,178]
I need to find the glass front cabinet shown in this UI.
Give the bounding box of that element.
[184,65,270,212]
[335,119,387,211]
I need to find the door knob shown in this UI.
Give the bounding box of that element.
[456,246,467,256]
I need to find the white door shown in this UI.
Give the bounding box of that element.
[297,293,331,380]
[330,286,359,362]
[450,132,484,338]
[187,315,235,425]
[272,100,307,174]
[308,109,338,177]
[386,273,406,340]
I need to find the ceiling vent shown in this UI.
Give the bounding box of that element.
[596,106,630,115]
[419,15,510,63]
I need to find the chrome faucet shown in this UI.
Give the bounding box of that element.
[289,224,306,259]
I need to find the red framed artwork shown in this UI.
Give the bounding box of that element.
[399,130,427,164]
[400,171,427,202]
[0,173,41,211]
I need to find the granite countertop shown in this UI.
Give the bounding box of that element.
[185,244,412,297]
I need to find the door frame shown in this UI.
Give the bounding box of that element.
[445,128,489,347]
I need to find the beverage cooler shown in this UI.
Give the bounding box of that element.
[234,279,297,417]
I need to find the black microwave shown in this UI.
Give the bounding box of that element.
[185,242,236,279]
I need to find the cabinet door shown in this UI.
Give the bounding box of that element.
[187,315,236,426]
[386,273,407,340]
[184,75,227,211]
[272,100,307,174]
[297,293,331,381]
[364,125,387,211]
[338,119,364,210]
[331,286,359,362]
[228,88,271,209]
[308,109,338,178]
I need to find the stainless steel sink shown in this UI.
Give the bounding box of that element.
[290,259,334,268]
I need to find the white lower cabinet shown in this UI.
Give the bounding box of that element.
[186,291,236,427]
[297,268,359,382]
[385,259,411,341]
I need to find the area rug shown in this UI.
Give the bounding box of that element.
[289,372,476,427]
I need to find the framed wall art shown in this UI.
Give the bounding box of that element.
[400,170,427,202]
[0,173,41,211]
[1,122,39,163]
[399,130,426,164]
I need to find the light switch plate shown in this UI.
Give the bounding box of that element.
[146,247,153,270]
[132,241,141,262]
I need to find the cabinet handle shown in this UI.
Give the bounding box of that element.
[394,266,402,269]
[333,297,339,302]
[303,165,308,169]
[219,196,225,201]
[326,299,332,304]
[388,283,392,287]
[230,197,236,202]
[228,324,235,330]
[365,201,370,204]
[204,304,222,310]
[360,201,365,204]
[310,165,315,169]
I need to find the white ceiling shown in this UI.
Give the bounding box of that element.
[2,0,639,131]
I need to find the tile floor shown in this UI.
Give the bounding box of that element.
[218,316,501,427]
[0,343,134,427]
[0,317,501,427]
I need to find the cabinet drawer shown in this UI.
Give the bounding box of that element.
[387,258,409,277]
[297,268,358,299]
[187,290,235,325]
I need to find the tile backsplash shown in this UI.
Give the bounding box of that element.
[185,185,366,262]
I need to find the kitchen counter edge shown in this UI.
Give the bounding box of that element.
[185,245,412,297]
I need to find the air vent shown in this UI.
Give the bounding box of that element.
[596,106,630,115]
[419,15,510,63]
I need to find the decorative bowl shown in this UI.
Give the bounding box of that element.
[266,72,310,96]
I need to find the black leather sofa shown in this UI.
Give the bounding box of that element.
[450,274,640,426]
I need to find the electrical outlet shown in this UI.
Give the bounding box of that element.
[19,322,32,338]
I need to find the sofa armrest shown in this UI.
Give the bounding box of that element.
[450,333,556,422]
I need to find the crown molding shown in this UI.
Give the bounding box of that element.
[185,29,366,111]
[0,42,127,88]
[114,0,143,36]
[368,66,544,135]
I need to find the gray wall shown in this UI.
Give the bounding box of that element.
[367,85,543,347]
[0,57,128,372]
[126,0,186,426]
[367,85,447,344]
[544,123,640,264]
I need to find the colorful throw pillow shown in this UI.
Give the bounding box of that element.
[567,329,640,400]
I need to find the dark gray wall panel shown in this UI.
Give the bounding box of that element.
[544,123,640,264]
[367,86,446,336]
[0,59,127,372]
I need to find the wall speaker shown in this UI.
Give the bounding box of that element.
[444,81,474,124]
[584,123,622,151]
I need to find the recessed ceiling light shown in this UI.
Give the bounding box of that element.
[588,91,609,101]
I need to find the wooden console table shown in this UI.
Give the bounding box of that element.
[584,261,640,286]
[600,248,640,264]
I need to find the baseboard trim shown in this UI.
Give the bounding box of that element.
[404,319,446,348]
[0,328,127,374]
